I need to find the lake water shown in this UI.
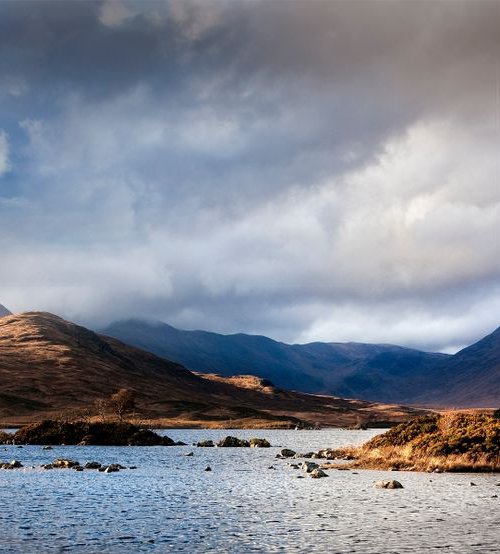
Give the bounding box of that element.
[1,428,499,553]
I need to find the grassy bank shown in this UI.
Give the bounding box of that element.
[324,411,500,472]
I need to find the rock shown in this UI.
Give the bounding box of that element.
[53,458,80,469]
[204,466,212,472]
[301,461,319,473]
[175,441,187,446]
[42,446,53,450]
[373,480,404,489]
[317,449,338,460]
[288,463,300,469]
[470,482,478,486]
[84,461,101,469]
[279,448,296,458]
[433,468,442,473]
[184,452,194,457]
[310,468,328,478]
[296,475,305,479]
[105,464,121,473]
[197,440,214,448]
[9,460,23,468]
[42,464,54,470]
[303,452,314,459]
[216,436,250,447]
[74,466,84,471]
[129,466,137,469]
[491,495,498,498]
[249,438,271,448]
[268,466,276,470]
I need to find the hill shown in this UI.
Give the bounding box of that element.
[102,319,450,404]
[0,312,425,427]
[324,412,500,472]
[0,304,11,317]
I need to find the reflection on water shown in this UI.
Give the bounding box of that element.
[0,429,499,553]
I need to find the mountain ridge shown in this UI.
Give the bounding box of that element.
[0,311,425,426]
[102,319,498,407]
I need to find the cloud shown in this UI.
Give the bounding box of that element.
[0,130,10,176]
[0,0,498,352]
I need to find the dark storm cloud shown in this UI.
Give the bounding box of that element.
[0,0,499,351]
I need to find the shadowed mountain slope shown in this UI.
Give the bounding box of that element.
[0,312,424,426]
[102,319,449,404]
[416,326,500,407]
[0,304,11,317]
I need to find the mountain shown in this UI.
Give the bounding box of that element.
[0,304,11,317]
[416,326,500,408]
[0,312,425,426]
[102,319,449,404]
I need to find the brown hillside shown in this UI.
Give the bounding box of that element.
[0,312,428,427]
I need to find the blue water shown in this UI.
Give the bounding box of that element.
[0,429,499,553]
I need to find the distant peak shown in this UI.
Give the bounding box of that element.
[0,304,12,317]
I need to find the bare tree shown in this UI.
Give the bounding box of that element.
[94,398,109,422]
[109,389,136,422]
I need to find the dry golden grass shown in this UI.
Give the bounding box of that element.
[322,411,500,472]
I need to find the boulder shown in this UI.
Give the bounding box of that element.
[104,465,120,473]
[301,461,319,473]
[204,466,212,472]
[278,448,296,458]
[184,452,194,457]
[84,461,102,469]
[197,440,214,448]
[373,480,404,489]
[216,436,250,447]
[310,469,328,478]
[9,460,23,468]
[249,438,271,448]
[53,458,80,468]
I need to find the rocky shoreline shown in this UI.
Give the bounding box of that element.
[2,413,499,477]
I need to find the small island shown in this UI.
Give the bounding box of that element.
[322,411,500,472]
[0,420,179,446]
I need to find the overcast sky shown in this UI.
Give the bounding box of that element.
[0,0,499,352]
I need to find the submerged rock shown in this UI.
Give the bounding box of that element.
[373,480,404,489]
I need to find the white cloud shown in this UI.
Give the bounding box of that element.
[98,0,136,27]
[0,131,10,176]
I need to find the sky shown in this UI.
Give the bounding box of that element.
[0,0,499,352]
